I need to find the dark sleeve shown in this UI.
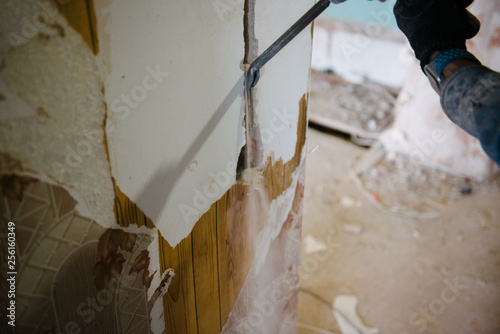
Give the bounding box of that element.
[440,64,500,165]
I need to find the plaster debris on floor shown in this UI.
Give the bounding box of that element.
[308,71,397,145]
[333,295,379,334]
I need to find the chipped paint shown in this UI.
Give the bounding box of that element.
[221,162,306,334]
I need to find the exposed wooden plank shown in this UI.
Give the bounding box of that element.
[113,184,155,229]
[284,94,308,185]
[262,156,284,200]
[217,184,254,326]
[159,231,198,334]
[56,0,98,54]
[273,158,285,198]
[192,203,221,334]
[85,0,99,54]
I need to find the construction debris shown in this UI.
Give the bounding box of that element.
[333,295,379,334]
[308,71,396,146]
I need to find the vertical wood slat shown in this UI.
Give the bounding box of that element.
[192,203,221,334]
[159,231,199,334]
[113,185,155,229]
[284,94,308,185]
[57,0,98,54]
[217,184,254,325]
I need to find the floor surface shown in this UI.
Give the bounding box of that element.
[297,126,500,334]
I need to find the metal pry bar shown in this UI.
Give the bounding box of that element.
[246,0,342,89]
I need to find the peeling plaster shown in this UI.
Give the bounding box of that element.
[94,0,246,247]
[88,0,313,248]
[254,146,305,274]
[147,231,175,334]
[0,6,115,228]
[221,162,306,334]
[1,0,313,252]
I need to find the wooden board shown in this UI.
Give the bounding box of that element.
[57,0,98,54]
[216,184,254,324]
[114,184,155,229]
[192,203,222,334]
[159,230,199,334]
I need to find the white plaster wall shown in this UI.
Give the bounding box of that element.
[96,0,245,247]
[254,0,313,162]
[96,0,314,247]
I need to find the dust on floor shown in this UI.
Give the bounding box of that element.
[298,126,500,334]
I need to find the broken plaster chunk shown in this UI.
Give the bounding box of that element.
[342,224,363,235]
[340,196,362,208]
[333,295,379,334]
[303,234,328,254]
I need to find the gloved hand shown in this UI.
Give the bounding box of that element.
[394,0,480,70]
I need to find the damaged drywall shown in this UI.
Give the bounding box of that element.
[94,0,247,247]
[92,0,314,247]
[0,3,176,332]
[1,1,313,333]
[238,0,263,176]
[253,146,305,274]
[221,160,306,334]
[0,0,115,229]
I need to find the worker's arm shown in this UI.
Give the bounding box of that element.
[394,0,500,166]
[440,63,500,165]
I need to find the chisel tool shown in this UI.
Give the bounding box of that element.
[245,0,346,89]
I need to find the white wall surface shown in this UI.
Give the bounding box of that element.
[96,0,313,247]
